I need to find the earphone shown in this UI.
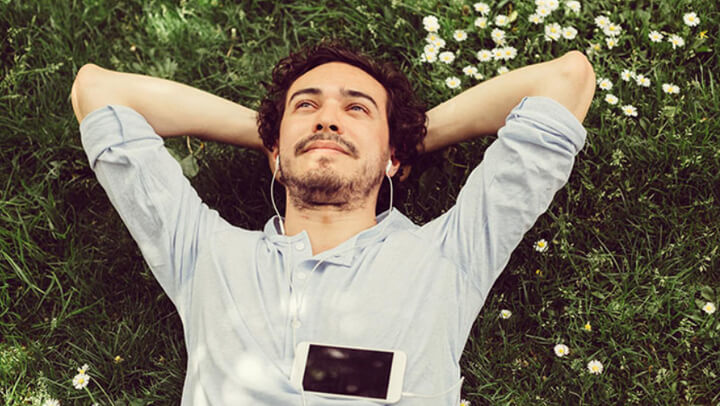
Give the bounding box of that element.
[385,159,392,175]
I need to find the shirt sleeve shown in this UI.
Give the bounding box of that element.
[417,96,587,304]
[79,104,218,309]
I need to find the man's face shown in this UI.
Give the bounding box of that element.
[276,62,391,210]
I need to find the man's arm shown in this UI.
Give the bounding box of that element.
[71,63,264,149]
[423,50,595,153]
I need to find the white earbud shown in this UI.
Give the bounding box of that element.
[385,160,392,175]
[275,155,280,169]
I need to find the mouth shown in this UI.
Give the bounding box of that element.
[302,141,349,155]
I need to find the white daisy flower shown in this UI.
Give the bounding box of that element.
[453,30,468,42]
[77,364,89,374]
[594,15,610,29]
[423,44,438,55]
[566,1,581,13]
[534,238,549,252]
[683,12,700,27]
[426,33,440,44]
[562,26,578,40]
[497,66,509,75]
[703,302,716,314]
[474,17,488,29]
[635,74,651,87]
[587,359,604,374]
[423,15,440,32]
[544,23,562,41]
[554,344,570,357]
[597,78,612,90]
[662,83,680,94]
[535,0,548,7]
[420,52,437,63]
[605,37,618,49]
[494,14,509,27]
[536,5,551,18]
[502,46,518,60]
[500,309,512,319]
[476,49,493,62]
[603,23,622,37]
[605,94,619,105]
[528,13,544,24]
[42,400,60,406]
[620,69,635,81]
[648,30,664,42]
[491,28,506,45]
[473,72,485,80]
[492,47,505,61]
[668,34,685,49]
[621,104,638,117]
[432,37,446,48]
[460,399,471,406]
[474,2,490,15]
[72,373,90,389]
[463,65,478,76]
[438,51,455,64]
[445,76,461,89]
[546,0,560,11]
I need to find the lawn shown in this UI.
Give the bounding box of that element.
[1,0,718,404]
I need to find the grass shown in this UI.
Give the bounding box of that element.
[1,0,719,404]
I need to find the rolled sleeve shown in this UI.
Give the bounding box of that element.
[79,105,216,311]
[418,96,586,315]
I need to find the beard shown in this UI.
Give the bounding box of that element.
[278,153,386,211]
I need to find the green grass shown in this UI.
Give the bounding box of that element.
[1,0,719,404]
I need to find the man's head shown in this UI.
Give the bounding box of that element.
[257,41,427,210]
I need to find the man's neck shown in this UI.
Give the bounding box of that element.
[282,199,379,255]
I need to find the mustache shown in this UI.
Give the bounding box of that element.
[294,132,358,158]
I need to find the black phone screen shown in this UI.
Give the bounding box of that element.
[302,344,394,399]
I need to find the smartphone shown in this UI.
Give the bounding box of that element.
[290,341,407,404]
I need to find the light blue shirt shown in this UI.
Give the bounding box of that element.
[80,96,586,405]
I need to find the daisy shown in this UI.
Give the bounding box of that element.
[476,49,493,62]
[562,26,578,40]
[460,399,471,406]
[536,5,551,18]
[42,400,60,406]
[594,15,610,29]
[423,44,438,55]
[546,0,560,11]
[534,238,549,252]
[545,23,562,41]
[492,47,505,60]
[535,0,548,7]
[432,37,446,48]
[473,72,485,80]
[502,46,518,60]
[490,28,506,45]
[662,83,680,94]
[497,66,509,75]
[421,52,437,63]
[463,66,478,76]
[445,76,461,89]
[528,13,544,24]
[683,12,700,27]
[566,1,581,13]
[621,104,638,117]
[605,37,618,49]
[474,17,488,29]
[668,34,685,49]
[554,344,570,357]
[426,33,440,44]
[597,78,612,90]
[703,302,716,314]
[453,30,468,42]
[500,309,512,319]
[474,2,490,15]
[584,322,592,331]
[648,30,663,42]
[423,15,440,32]
[72,372,90,389]
[635,74,651,87]
[495,14,509,27]
[587,359,604,374]
[604,94,619,105]
[603,23,622,37]
[620,69,635,81]
[438,51,455,64]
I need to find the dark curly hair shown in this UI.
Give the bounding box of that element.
[257,40,427,165]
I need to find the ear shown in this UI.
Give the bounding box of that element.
[386,150,401,178]
[267,146,279,174]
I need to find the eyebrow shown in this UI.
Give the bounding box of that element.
[287,87,379,111]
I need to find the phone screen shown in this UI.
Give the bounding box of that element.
[302,344,394,399]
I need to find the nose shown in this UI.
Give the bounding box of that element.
[314,103,342,134]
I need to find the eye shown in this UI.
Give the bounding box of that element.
[296,101,314,109]
[349,104,367,113]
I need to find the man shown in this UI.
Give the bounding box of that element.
[72,41,595,405]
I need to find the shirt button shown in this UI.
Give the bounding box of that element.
[292,320,302,328]
[296,272,307,280]
[295,242,305,251]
